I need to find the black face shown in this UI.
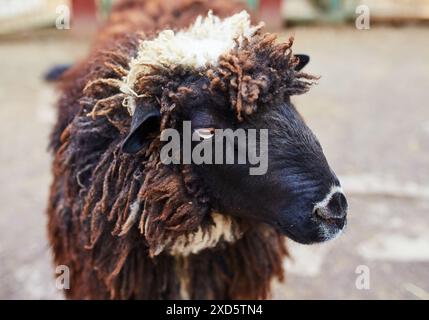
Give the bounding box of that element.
[185,94,347,244]
[122,56,348,245]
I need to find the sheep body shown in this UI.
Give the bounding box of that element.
[48,0,289,299]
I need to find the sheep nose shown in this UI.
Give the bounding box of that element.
[313,189,348,225]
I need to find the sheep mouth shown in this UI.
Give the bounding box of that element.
[274,216,346,245]
[316,216,347,241]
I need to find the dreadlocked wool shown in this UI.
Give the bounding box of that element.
[120,10,263,112]
[47,0,316,300]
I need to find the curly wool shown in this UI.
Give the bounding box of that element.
[121,10,263,110]
[48,1,295,300]
[117,10,316,119]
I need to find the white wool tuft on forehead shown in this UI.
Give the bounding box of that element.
[120,10,262,108]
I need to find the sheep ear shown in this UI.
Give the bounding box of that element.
[121,102,160,154]
[294,54,310,71]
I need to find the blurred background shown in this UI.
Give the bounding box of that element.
[0,0,428,299]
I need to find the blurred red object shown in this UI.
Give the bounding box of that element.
[72,0,97,19]
[259,0,282,29]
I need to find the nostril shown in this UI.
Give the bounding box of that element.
[313,207,330,220]
[313,207,339,222]
[327,192,348,219]
[313,206,345,230]
[313,191,348,223]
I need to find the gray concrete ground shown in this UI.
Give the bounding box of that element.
[0,26,428,299]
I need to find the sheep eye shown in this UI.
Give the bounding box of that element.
[194,128,215,140]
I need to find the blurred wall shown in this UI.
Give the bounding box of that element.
[0,0,70,35]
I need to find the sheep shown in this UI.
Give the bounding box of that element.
[47,0,348,299]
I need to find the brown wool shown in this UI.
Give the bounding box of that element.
[45,0,315,299]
